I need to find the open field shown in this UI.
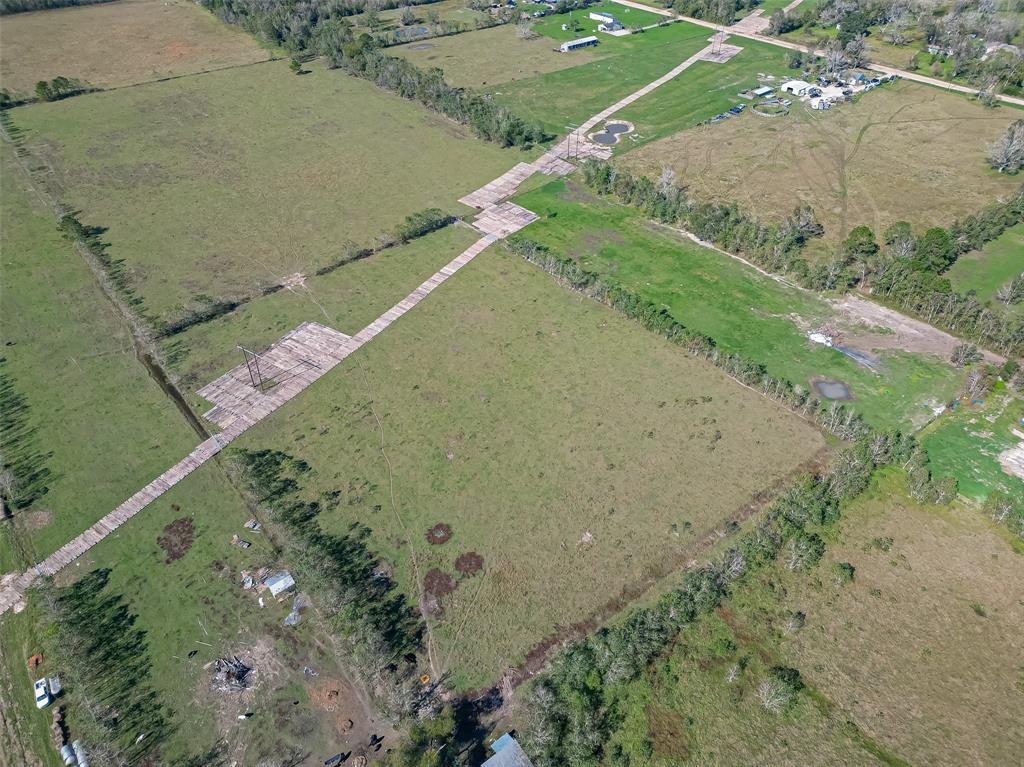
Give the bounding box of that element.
[612,36,789,148]
[921,390,1024,502]
[513,178,963,430]
[486,21,718,134]
[531,1,665,40]
[600,471,1024,765]
[0,143,384,766]
[0,142,203,565]
[232,244,828,690]
[165,225,483,414]
[947,223,1024,313]
[392,23,602,88]
[351,0,488,30]
[620,81,1022,248]
[10,59,525,325]
[0,0,270,95]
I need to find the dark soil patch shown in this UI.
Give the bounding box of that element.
[424,568,456,600]
[454,551,484,578]
[157,516,194,563]
[557,179,600,204]
[426,523,451,545]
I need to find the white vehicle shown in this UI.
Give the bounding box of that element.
[34,678,52,709]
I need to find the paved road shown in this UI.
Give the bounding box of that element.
[610,0,1024,107]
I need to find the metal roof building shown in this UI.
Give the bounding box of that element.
[481,734,535,767]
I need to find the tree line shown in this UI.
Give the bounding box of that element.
[0,0,113,14]
[199,0,548,149]
[519,428,926,766]
[232,448,431,718]
[669,0,761,24]
[767,0,1024,96]
[41,569,173,766]
[576,160,1024,356]
[0,357,54,516]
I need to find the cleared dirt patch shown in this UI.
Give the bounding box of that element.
[621,83,1021,251]
[454,551,484,578]
[156,516,194,563]
[0,0,269,94]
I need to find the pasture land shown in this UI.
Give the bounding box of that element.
[391,23,601,88]
[0,0,270,95]
[620,82,1022,248]
[11,59,524,326]
[921,391,1024,502]
[351,0,487,30]
[0,144,378,766]
[232,244,828,690]
[513,179,963,430]
[946,223,1024,313]
[601,471,1024,766]
[486,21,720,133]
[0,142,204,565]
[612,36,789,149]
[530,1,666,40]
[165,225,483,413]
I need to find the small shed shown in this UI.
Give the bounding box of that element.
[264,571,295,598]
[482,734,535,767]
[780,79,810,96]
[752,86,774,97]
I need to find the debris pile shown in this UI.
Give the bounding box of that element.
[230,534,252,549]
[210,656,253,692]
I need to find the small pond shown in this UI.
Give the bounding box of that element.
[810,379,853,401]
[590,122,633,145]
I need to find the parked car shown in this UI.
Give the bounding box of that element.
[33,678,51,709]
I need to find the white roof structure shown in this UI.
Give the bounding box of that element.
[264,571,295,597]
[780,79,811,94]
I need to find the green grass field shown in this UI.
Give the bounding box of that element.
[229,243,827,690]
[530,1,665,40]
[10,59,526,325]
[947,223,1024,313]
[920,390,1024,502]
[0,142,376,765]
[512,179,963,430]
[612,36,789,148]
[164,225,483,413]
[0,142,213,566]
[599,471,1024,766]
[486,21,718,134]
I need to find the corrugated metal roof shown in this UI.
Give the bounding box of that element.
[482,735,534,767]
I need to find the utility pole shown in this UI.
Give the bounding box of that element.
[237,346,266,392]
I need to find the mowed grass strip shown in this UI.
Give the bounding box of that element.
[233,244,827,689]
[946,222,1024,313]
[0,0,270,94]
[513,179,962,430]
[620,82,1022,247]
[165,225,484,413]
[11,59,526,324]
[0,143,204,564]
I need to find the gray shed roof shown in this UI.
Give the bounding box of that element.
[482,735,534,767]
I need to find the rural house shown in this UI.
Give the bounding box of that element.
[482,733,535,767]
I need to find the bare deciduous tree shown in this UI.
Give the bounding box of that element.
[757,678,792,713]
[987,120,1024,173]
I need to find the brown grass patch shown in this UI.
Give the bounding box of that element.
[0,0,269,93]
[621,83,1021,253]
[454,551,484,578]
[156,516,194,563]
[647,705,691,760]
